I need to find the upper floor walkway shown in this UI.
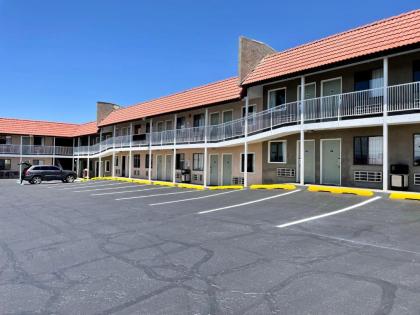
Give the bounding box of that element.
[72,81,420,157]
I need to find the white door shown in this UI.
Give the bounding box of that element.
[321,139,341,185]
[297,140,315,183]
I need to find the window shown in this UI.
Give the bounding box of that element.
[157,122,164,132]
[176,153,185,170]
[0,159,11,170]
[33,136,43,146]
[242,105,256,117]
[354,68,383,96]
[268,88,286,109]
[145,154,153,168]
[414,60,420,82]
[115,156,119,167]
[268,141,286,163]
[241,153,255,173]
[354,136,383,165]
[166,120,173,130]
[0,136,11,145]
[134,124,142,134]
[176,117,186,129]
[297,83,316,100]
[105,160,110,172]
[134,154,140,168]
[193,114,205,127]
[145,123,150,133]
[33,160,44,166]
[414,135,420,166]
[193,153,204,171]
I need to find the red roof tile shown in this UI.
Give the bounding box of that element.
[99,77,242,126]
[242,10,420,85]
[0,118,97,137]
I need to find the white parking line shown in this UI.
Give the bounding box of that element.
[56,182,129,190]
[277,196,382,228]
[73,185,142,192]
[198,189,301,214]
[116,190,196,201]
[92,186,170,196]
[149,189,241,206]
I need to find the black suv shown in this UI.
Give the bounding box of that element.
[24,165,77,184]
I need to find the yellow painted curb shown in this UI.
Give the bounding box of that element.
[152,181,176,187]
[308,185,374,197]
[208,185,244,190]
[250,184,296,190]
[390,192,420,201]
[177,183,205,190]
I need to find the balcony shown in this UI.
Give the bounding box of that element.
[0,145,74,156]
[73,81,420,157]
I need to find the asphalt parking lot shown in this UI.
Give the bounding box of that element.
[1,179,420,314]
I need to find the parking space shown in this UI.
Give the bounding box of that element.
[2,179,420,314]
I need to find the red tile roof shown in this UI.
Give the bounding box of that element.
[242,10,420,85]
[0,118,97,137]
[74,121,98,137]
[99,77,242,126]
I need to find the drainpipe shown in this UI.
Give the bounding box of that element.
[148,118,153,181]
[87,135,90,179]
[300,76,305,186]
[203,109,208,188]
[112,125,116,177]
[172,114,177,184]
[244,96,249,188]
[129,122,133,179]
[383,57,389,191]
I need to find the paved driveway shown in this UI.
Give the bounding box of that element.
[1,179,420,314]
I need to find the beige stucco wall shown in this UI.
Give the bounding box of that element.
[262,124,420,191]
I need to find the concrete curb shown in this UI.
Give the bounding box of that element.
[207,185,244,190]
[307,185,374,197]
[389,192,420,201]
[250,184,296,190]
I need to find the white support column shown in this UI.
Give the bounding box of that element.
[129,122,133,179]
[148,119,153,181]
[52,137,56,166]
[99,129,103,177]
[87,135,90,179]
[172,114,177,184]
[300,76,305,186]
[72,138,75,172]
[244,96,249,188]
[203,109,208,188]
[383,57,389,191]
[77,137,80,178]
[112,125,116,178]
[19,136,23,184]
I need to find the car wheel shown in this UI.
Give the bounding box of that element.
[32,176,42,184]
[66,175,75,183]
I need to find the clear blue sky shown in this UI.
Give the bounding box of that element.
[0,0,418,123]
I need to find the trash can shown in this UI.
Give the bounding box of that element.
[390,164,409,191]
[181,169,191,183]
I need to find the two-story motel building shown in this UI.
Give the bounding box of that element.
[1,10,420,191]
